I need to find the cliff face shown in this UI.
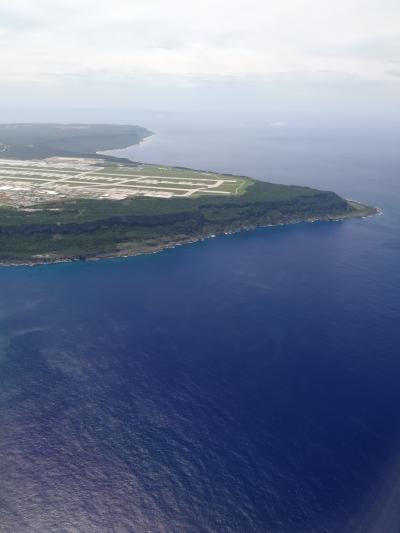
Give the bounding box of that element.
[0,191,348,236]
[0,185,370,264]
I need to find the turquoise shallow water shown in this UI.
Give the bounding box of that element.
[1,118,400,532]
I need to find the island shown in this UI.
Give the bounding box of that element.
[0,124,377,265]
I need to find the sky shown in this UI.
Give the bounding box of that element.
[0,0,399,118]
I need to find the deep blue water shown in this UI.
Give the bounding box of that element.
[1,117,400,532]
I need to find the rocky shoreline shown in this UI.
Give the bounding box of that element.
[0,202,379,267]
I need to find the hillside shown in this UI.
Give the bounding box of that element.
[0,123,152,159]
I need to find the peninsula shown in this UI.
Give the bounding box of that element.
[0,124,376,264]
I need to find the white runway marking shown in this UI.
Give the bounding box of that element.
[0,158,245,207]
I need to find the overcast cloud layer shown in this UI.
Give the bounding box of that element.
[0,0,399,115]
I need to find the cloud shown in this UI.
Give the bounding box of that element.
[386,69,400,77]
[0,0,399,82]
[269,121,286,127]
[0,0,399,113]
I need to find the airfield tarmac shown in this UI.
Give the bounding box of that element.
[0,157,246,207]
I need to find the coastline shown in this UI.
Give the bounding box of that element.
[98,130,156,159]
[0,124,380,268]
[0,202,380,268]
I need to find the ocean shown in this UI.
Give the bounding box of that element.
[1,114,400,532]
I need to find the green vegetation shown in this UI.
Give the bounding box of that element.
[0,123,152,159]
[0,176,376,264]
